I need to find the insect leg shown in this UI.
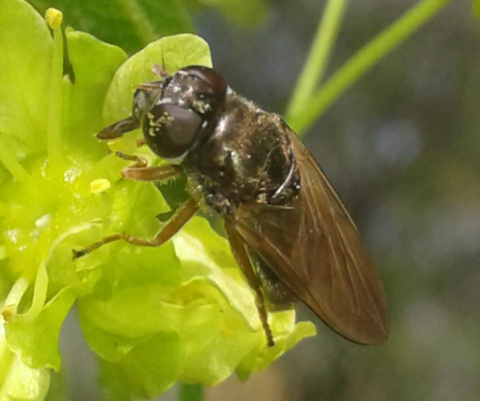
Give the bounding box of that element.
[113,151,183,182]
[72,198,198,259]
[115,151,147,168]
[122,163,182,182]
[224,219,275,347]
[96,116,139,140]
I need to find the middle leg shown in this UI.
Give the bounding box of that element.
[73,197,198,259]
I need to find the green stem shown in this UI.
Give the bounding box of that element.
[287,0,453,134]
[179,383,203,401]
[286,0,349,118]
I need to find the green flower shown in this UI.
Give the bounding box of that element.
[0,0,315,399]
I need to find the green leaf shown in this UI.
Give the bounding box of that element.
[0,0,52,158]
[5,287,76,371]
[0,2,160,398]
[98,358,136,401]
[115,333,182,398]
[79,312,141,363]
[172,218,261,332]
[62,29,128,159]
[110,179,168,236]
[30,0,194,53]
[236,319,316,381]
[96,332,182,401]
[173,218,317,385]
[44,370,67,401]
[0,354,50,401]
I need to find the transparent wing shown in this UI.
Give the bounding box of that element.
[231,130,388,345]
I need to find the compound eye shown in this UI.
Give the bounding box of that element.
[180,66,227,101]
[143,103,203,160]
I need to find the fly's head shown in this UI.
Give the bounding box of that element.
[133,65,228,162]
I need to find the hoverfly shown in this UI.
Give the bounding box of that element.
[73,65,388,346]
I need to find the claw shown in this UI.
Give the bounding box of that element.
[72,249,86,260]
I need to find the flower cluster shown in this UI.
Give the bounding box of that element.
[0,1,315,399]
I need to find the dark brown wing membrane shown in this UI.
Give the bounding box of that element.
[231,130,388,345]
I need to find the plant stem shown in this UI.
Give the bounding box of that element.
[286,0,349,119]
[287,0,453,135]
[179,383,203,401]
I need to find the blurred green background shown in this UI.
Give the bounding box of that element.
[28,0,479,400]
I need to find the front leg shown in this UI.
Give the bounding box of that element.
[97,116,139,140]
[114,151,182,182]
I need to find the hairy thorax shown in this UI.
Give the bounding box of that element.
[182,92,301,216]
